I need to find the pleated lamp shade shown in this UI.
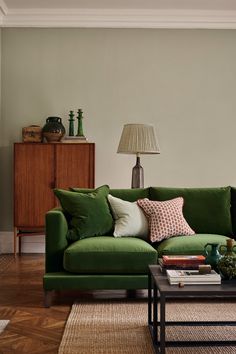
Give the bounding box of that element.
[117,124,160,155]
[117,124,160,188]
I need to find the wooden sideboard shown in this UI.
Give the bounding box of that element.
[14,142,95,256]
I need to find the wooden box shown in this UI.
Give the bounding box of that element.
[22,125,43,143]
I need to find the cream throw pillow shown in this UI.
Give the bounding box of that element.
[108,194,148,238]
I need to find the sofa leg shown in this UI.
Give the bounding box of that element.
[127,289,137,298]
[44,290,53,308]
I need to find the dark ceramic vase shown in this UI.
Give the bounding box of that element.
[42,117,65,143]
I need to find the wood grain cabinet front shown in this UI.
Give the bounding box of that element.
[14,142,95,256]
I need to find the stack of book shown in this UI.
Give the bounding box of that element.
[159,255,206,272]
[166,269,221,285]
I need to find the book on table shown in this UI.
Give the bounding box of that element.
[159,255,206,273]
[166,269,221,285]
[159,258,201,272]
[162,255,205,266]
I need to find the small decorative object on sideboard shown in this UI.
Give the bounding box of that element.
[76,108,85,138]
[62,108,88,143]
[22,125,42,143]
[68,110,75,136]
[42,116,65,143]
[218,239,236,280]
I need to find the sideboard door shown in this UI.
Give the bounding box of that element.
[14,143,55,228]
[14,142,95,256]
[55,143,95,190]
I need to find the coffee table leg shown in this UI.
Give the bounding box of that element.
[160,293,166,354]
[148,271,152,325]
[153,281,158,346]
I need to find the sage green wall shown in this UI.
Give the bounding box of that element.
[0,28,1,137]
[1,28,236,230]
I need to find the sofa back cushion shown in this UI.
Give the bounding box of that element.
[230,187,236,235]
[70,188,149,202]
[149,187,233,236]
[109,188,149,202]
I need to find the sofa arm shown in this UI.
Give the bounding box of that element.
[45,208,69,273]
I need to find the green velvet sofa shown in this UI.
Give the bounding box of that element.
[43,186,236,307]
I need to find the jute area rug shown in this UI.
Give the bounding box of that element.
[59,300,236,354]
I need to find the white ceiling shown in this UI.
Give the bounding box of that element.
[3,0,236,11]
[1,0,236,28]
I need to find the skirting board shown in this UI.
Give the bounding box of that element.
[0,232,45,254]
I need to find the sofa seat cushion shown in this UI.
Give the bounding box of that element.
[63,236,157,274]
[155,234,231,257]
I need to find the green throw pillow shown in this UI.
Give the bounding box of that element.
[54,185,113,241]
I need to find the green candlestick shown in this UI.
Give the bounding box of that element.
[76,108,85,137]
[68,110,75,136]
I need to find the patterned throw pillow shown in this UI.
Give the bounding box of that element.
[137,197,195,242]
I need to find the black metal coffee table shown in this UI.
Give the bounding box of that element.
[148,265,236,354]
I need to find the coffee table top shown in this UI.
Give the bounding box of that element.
[149,265,236,296]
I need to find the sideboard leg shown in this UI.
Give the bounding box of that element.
[19,236,22,255]
[44,290,53,308]
[127,289,137,298]
[13,227,17,258]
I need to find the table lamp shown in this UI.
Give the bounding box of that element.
[117,123,160,188]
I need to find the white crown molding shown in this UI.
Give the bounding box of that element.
[0,0,7,15]
[2,8,236,28]
[0,0,7,24]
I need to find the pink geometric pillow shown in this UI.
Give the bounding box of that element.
[137,197,195,243]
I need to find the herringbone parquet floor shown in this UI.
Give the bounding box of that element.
[0,254,70,354]
[0,254,144,354]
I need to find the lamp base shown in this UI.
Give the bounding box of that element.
[131,156,144,189]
